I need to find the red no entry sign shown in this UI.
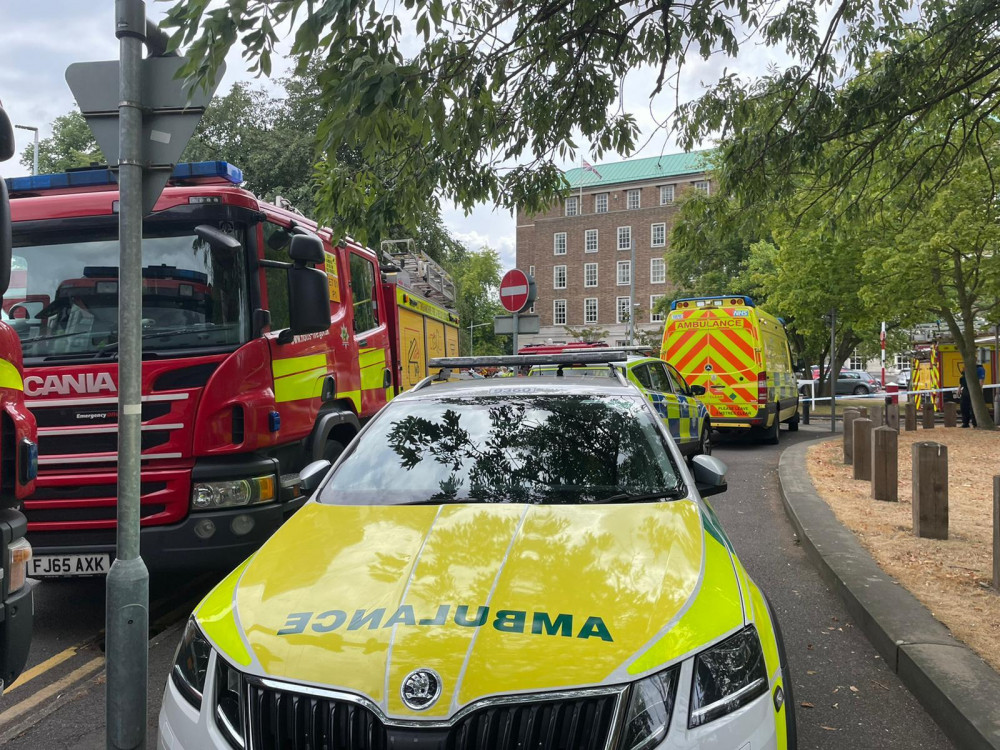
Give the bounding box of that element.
[499,269,531,313]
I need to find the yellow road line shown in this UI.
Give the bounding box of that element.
[3,645,80,694]
[0,657,104,725]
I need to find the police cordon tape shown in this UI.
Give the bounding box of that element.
[796,383,1000,404]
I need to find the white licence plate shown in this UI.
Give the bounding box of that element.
[29,554,112,578]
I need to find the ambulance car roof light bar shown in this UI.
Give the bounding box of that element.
[670,295,755,310]
[5,160,243,194]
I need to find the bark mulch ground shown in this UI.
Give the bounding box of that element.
[807,428,1000,672]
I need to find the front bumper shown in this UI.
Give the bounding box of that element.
[28,502,287,572]
[158,651,786,750]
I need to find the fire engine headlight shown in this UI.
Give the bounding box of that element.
[191,475,276,511]
[7,537,32,594]
[618,666,680,750]
[171,618,212,708]
[688,625,769,728]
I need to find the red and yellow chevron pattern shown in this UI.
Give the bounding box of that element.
[662,310,761,420]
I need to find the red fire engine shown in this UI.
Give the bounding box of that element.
[6,161,458,577]
[0,100,39,689]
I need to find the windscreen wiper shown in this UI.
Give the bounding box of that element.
[594,485,688,504]
[98,327,213,353]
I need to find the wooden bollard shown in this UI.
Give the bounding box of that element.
[912,442,948,539]
[853,418,873,481]
[869,403,884,427]
[857,406,869,418]
[921,402,934,429]
[994,477,1000,593]
[943,401,957,428]
[871,426,898,502]
[843,409,860,464]
[905,402,917,431]
[886,403,900,431]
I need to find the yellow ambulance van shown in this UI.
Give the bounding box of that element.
[661,296,799,443]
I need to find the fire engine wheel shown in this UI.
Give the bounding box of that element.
[322,439,347,464]
[853,385,868,395]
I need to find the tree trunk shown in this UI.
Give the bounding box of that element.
[941,309,995,430]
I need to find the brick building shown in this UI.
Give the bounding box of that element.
[515,151,712,346]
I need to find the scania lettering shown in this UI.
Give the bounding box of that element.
[6,161,458,575]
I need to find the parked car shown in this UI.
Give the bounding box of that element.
[802,368,883,396]
[529,352,712,457]
[159,352,797,750]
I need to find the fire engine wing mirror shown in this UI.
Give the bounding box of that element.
[0,103,13,161]
[288,265,330,335]
[194,224,241,252]
[691,455,728,497]
[288,234,324,264]
[0,102,12,296]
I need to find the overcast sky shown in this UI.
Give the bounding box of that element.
[0,1,795,270]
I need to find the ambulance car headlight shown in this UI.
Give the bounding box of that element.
[171,618,212,708]
[688,625,769,728]
[619,666,680,750]
[191,475,277,510]
[215,658,246,749]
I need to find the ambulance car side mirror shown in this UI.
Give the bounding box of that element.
[287,235,330,336]
[692,455,728,497]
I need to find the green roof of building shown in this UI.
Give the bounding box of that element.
[562,150,713,189]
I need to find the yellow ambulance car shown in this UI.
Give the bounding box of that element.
[662,296,799,444]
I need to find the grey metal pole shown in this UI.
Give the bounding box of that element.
[13,125,38,175]
[469,317,474,356]
[512,311,518,354]
[830,308,837,433]
[106,1,149,748]
[628,239,636,345]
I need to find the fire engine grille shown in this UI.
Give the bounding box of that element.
[32,401,171,428]
[246,683,620,750]
[31,481,167,501]
[27,503,166,523]
[39,429,171,457]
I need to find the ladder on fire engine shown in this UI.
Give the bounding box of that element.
[380,239,456,307]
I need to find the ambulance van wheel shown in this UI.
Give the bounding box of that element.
[763,411,780,445]
[787,410,799,432]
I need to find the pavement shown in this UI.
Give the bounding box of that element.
[0,423,958,749]
[778,435,1000,750]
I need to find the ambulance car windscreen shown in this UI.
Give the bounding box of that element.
[321,394,685,505]
[8,224,250,360]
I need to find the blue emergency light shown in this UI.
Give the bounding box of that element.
[4,160,244,193]
[670,295,755,310]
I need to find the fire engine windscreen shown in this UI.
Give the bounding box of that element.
[8,224,250,359]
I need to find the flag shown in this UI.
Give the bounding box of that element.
[581,159,602,178]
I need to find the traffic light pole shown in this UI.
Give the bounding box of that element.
[106,1,149,747]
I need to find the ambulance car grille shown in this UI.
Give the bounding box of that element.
[247,683,619,750]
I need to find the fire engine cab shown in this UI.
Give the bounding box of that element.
[6,161,458,576]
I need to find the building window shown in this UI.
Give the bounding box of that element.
[528,265,535,278]
[595,193,608,213]
[616,297,631,324]
[553,265,567,289]
[584,298,598,324]
[584,262,598,288]
[553,299,567,325]
[660,185,675,204]
[894,353,910,370]
[651,222,666,247]
[626,189,641,210]
[617,226,632,251]
[650,257,666,284]
[585,229,598,253]
[650,295,665,322]
[553,232,567,255]
[617,260,631,286]
[848,350,864,370]
[565,196,579,216]
[693,180,710,196]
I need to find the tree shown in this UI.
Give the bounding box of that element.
[162,0,1000,240]
[21,112,100,174]
[563,325,609,343]
[441,244,507,356]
